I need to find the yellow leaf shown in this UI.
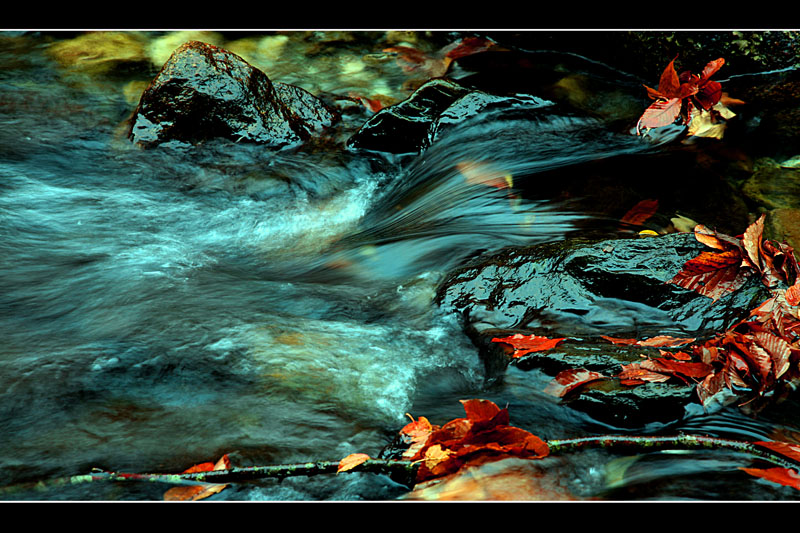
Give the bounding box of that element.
[337,453,371,473]
[424,444,454,471]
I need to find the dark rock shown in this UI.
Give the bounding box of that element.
[345,78,554,154]
[436,233,771,428]
[128,40,339,149]
[437,233,766,339]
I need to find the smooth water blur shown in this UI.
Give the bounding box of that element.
[1,32,798,501]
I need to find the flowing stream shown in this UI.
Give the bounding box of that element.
[1,31,799,500]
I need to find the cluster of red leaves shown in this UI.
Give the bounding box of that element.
[399,399,549,483]
[539,217,800,406]
[668,216,800,404]
[636,56,726,134]
[543,337,702,397]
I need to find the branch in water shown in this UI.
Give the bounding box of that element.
[3,435,798,497]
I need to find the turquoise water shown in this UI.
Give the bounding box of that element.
[1,31,798,501]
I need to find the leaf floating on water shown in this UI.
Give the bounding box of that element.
[491,334,566,358]
[620,198,659,227]
[668,249,751,301]
[671,215,699,233]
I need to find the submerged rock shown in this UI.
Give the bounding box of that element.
[743,159,800,210]
[47,31,151,75]
[436,233,770,428]
[128,40,339,149]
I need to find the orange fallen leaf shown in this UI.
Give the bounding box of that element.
[424,444,455,474]
[163,454,230,502]
[491,334,566,358]
[401,414,436,460]
[407,399,549,483]
[337,453,371,473]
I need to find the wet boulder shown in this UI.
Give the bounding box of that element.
[128,40,339,149]
[345,78,554,154]
[436,232,771,428]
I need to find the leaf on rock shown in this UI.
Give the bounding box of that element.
[600,335,695,347]
[668,249,752,301]
[400,414,436,460]
[742,214,765,271]
[460,398,506,425]
[617,362,672,385]
[544,368,607,398]
[640,357,714,380]
[337,453,371,473]
[423,445,455,475]
[491,334,566,358]
[753,331,792,379]
[693,224,733,250]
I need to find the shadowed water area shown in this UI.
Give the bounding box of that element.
[2,31,800,500]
